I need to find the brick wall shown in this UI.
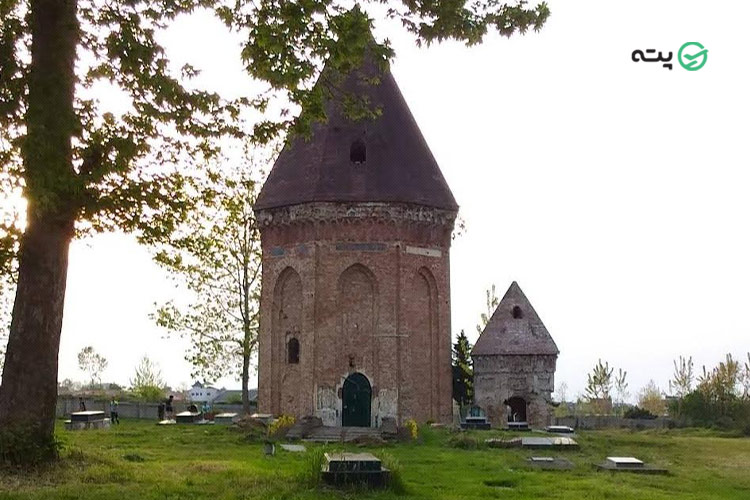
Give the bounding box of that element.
[256,202,456,426]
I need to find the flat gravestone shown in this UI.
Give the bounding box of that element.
[521,437,579,449]
[250,413,274,424]
[175,411,202,424]
[486,437,522,448]
[322,452,390,487]
[597,456,668,475]
[607,457,643,468]
[71,411,106,423]
[461,416,491,430]
[546,425,575,434]
[214,413,238,425]
[527,456,575,470]
[280,444,307,453]
[66,411,110,431]
[507,421,530,431]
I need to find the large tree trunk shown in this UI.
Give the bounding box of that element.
[0,0,78,464]
[0,216,74,458]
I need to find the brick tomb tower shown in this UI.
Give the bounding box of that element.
[472,282,559,428]
[254,52,458,427]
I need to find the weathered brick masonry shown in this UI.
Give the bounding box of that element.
[254,47,458,427]
[472,282,559,428]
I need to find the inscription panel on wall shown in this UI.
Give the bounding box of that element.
[405,245,442,258]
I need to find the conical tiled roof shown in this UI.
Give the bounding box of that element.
[254,47,458,211]
[472,282,559,356]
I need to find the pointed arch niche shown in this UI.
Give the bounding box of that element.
[272,267,303,415]
[405,267,439,421]
[337,264,378,371]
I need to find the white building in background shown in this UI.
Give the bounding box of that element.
[188,381,220,403]
[187,381,259,405]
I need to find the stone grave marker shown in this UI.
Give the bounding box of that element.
[322,452,390,487]
[175,411,202,424]
[280,444,307,453]
[596,456,668,474]
[214,412,238,425]
[507,421,531,431]
[546,425,575,434]
[527,456,575,470]
[66,410,110,431]
[460,405,491,430]
[520,436,579,449]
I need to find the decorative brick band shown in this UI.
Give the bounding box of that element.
[255,202,457,229]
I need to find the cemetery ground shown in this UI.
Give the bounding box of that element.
[1,421,749,499]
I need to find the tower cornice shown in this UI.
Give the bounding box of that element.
[256,202,457,231]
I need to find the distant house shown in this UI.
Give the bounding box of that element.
[187,382,221,403]
[187,382,258,405]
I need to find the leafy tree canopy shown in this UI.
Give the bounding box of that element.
[0,0,549,267]
[150,147,268,412]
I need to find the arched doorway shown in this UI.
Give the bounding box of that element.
[507,396,527,422]
[342,373,371,427]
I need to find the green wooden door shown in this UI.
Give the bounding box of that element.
[342,373,371,427]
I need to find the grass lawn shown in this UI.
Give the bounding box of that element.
[1,420,749,499]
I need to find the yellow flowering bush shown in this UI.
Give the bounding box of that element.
[267,414,296,440]
[403,418,418,440]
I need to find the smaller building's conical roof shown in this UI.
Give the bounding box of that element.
[472,282,559,356]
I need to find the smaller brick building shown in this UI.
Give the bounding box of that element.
[472,282,559,428]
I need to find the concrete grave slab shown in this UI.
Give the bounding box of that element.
[175,411,202,424]
[521,436,579,449]
[280,444,307,452]
[70,411,106,423]
[507,421,531,431]
[214,413,239,425]
[596,456,668,474]
[250,413,274,425]
[546,425,575,434]
[65,418,110,431]
[527,456,575,470]
[322,452,390,487]
[607,457,643,467]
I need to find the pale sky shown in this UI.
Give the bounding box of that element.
[48,0,750,401]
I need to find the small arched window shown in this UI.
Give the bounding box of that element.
[512,306,523,319]
[350,139,366,164]
[287,338,300,364]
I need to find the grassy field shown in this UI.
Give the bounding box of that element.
[1,420,749,499]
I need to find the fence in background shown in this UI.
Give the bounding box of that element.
[554,415,672,430]
[56,397,255,420]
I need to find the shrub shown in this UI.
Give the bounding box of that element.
[678,389,750,431]
[268,414,295,440]
[403,418,418,440]
[637,380,666,416]
[448,434,481,449]
[623,406,657,419]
